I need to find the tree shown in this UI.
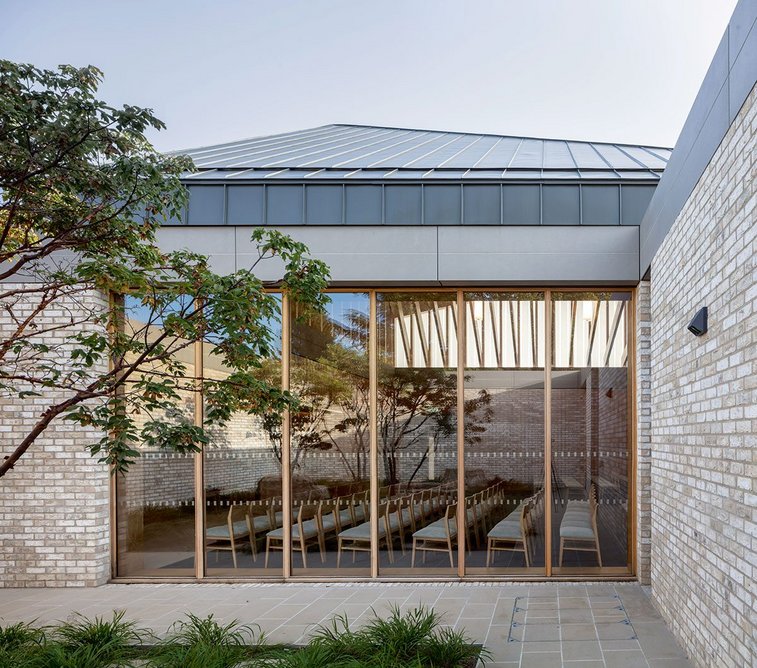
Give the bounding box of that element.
[0,61,330,477]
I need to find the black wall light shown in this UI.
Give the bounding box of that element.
[687,307,708,336]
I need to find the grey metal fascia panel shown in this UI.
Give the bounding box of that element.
[235,226,438,284]
[156,226,236,255]
[729,12,757,122]
[154,224,637,285]
[640,0,757,274]
[438,226,639,284]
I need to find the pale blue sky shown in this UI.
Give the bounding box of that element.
[1,0,738,151]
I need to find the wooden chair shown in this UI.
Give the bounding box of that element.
[411,503,457,568]
[559,487,602,567]
[206,504,251,569]
[246,500,274,561]
[265,501,323,569]
[486,501,530,567]
[337,501,395,566]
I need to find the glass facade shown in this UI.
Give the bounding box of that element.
[114,289,634,579]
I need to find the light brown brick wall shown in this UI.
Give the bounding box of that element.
[649,83,756,667]
[635,281,652,584]
[0,287,110,587]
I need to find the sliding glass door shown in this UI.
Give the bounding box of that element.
[463,293,546,575]
[550,292,632,574]
[289,293,371,576]
[376,292,458,576]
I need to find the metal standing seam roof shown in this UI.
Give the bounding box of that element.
[173,124,672,182]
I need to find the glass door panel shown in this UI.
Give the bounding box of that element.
[551,292,631,574]
[204,294,283,577]
[289,293,371,576]
[463,293,546,575]
[116,295,196,577]
[376,293,458,576]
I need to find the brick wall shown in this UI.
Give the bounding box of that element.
[649,83,756,667]
[0,286,110,587]
[636,281,652,584]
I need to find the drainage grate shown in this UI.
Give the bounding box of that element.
[506,593,638,644]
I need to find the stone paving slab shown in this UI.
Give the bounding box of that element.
[0,582,691,667]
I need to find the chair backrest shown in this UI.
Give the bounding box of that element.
[519,502,529,536]
[297,501,320,527]
[444,503,458,538]
[224,503,247,534]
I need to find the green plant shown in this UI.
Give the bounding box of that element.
[414,625,489,668]
[0,620,46,668]
[262,644,360,668]
[148,613,263,668]
[0,621,45,653]
[360,605,440,663]
[301,606,488,668]
[27,640,132,668]
[53,610,146,654]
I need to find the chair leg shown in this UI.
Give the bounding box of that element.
[559,537,564,567]
[411,540,417,568]
[486,539,492,568]
[523,538,530,568]
[337,539,342,568]
[231,539,238,569]
[300,534,307,570]
[448,538,454,568]
[264,538,271,569]
[596,538,603,567]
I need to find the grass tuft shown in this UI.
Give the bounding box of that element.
[148,612,264,668]
[53,609,147,653]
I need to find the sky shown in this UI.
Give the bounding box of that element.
[1,0,739,152]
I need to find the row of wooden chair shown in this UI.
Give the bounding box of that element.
[338,485,453,566]
[410,482,508,568]
[208,481,563,570]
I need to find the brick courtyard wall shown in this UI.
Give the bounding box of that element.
[636,281,652,584]
[0,286,110,587]
[649,83,756,667]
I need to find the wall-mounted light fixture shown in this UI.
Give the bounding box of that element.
[687,307,708,336]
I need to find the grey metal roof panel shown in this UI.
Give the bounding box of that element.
[175,124,671,173]
[174,125,670,177]
[173,128,669,194]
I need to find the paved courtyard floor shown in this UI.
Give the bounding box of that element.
[0,582,691,667]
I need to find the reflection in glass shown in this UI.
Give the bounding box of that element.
[464,293,546,574]
[287,293,371,575]
[551,292,631,572]
[204,294,283,576]
[116,296,196,576]
[376,293,463,575]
